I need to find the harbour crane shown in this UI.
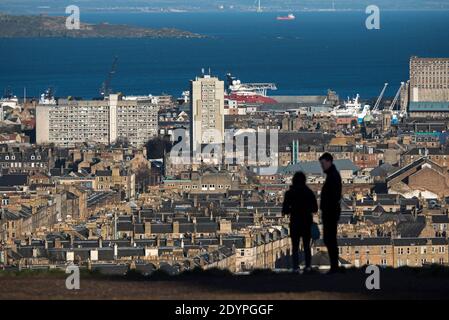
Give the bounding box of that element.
[388,82,405,111]
[100,55,118,98]
[372,82,388,112]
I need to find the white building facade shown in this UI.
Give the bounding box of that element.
[36,94,158,147]
[190,75,225,154]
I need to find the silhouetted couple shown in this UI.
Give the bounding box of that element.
[282,153,342,274]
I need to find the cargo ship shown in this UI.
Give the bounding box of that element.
[276,13,296,21]
[225,73,278,105]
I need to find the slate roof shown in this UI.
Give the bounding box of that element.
[117,222,133,232]
[96,170,113,176]
[278,159,359,175]
[432,215,449,224]
[0,174,28,186]
[117,247,145,258]
[315,237,391,247]
[151,223,173,234]
[392,237,448,246]
[396,216,426,237]
[179,223,195,233]
[222,236,246,249]
[370,163,397,177]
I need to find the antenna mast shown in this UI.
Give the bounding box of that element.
[256,0,262,12]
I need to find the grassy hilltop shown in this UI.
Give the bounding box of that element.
[1,266,449,299]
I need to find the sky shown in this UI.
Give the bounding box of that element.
[1,0,449,13]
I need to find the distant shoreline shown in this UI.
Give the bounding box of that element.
[2,9,449,15]
[0,13,205,39]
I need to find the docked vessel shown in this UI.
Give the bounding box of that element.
[177,91,190,104]
[225,73,277,105]
[331,94,371,123]
[276,13,296,21]
[39,87,57,105]
[1,89,19,108]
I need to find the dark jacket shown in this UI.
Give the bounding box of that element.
[282,185,318,233]
[320,164,342,221]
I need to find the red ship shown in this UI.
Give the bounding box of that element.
[225,73,278,105]
[276,13,296,21]
[226,93,278,104]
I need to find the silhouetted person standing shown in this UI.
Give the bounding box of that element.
[319,153,342,274]
[282,172,318,273]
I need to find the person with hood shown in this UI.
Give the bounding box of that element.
[282,171,318,273]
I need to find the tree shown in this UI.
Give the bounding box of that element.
[135,164,151,193]
[112,136,130,148]
[145,136,172,159]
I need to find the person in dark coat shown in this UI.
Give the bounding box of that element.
[282,171,318,272]
[319,152,343,274]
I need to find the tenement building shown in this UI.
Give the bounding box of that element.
[36,94,158,147]
[314,237,449,268]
